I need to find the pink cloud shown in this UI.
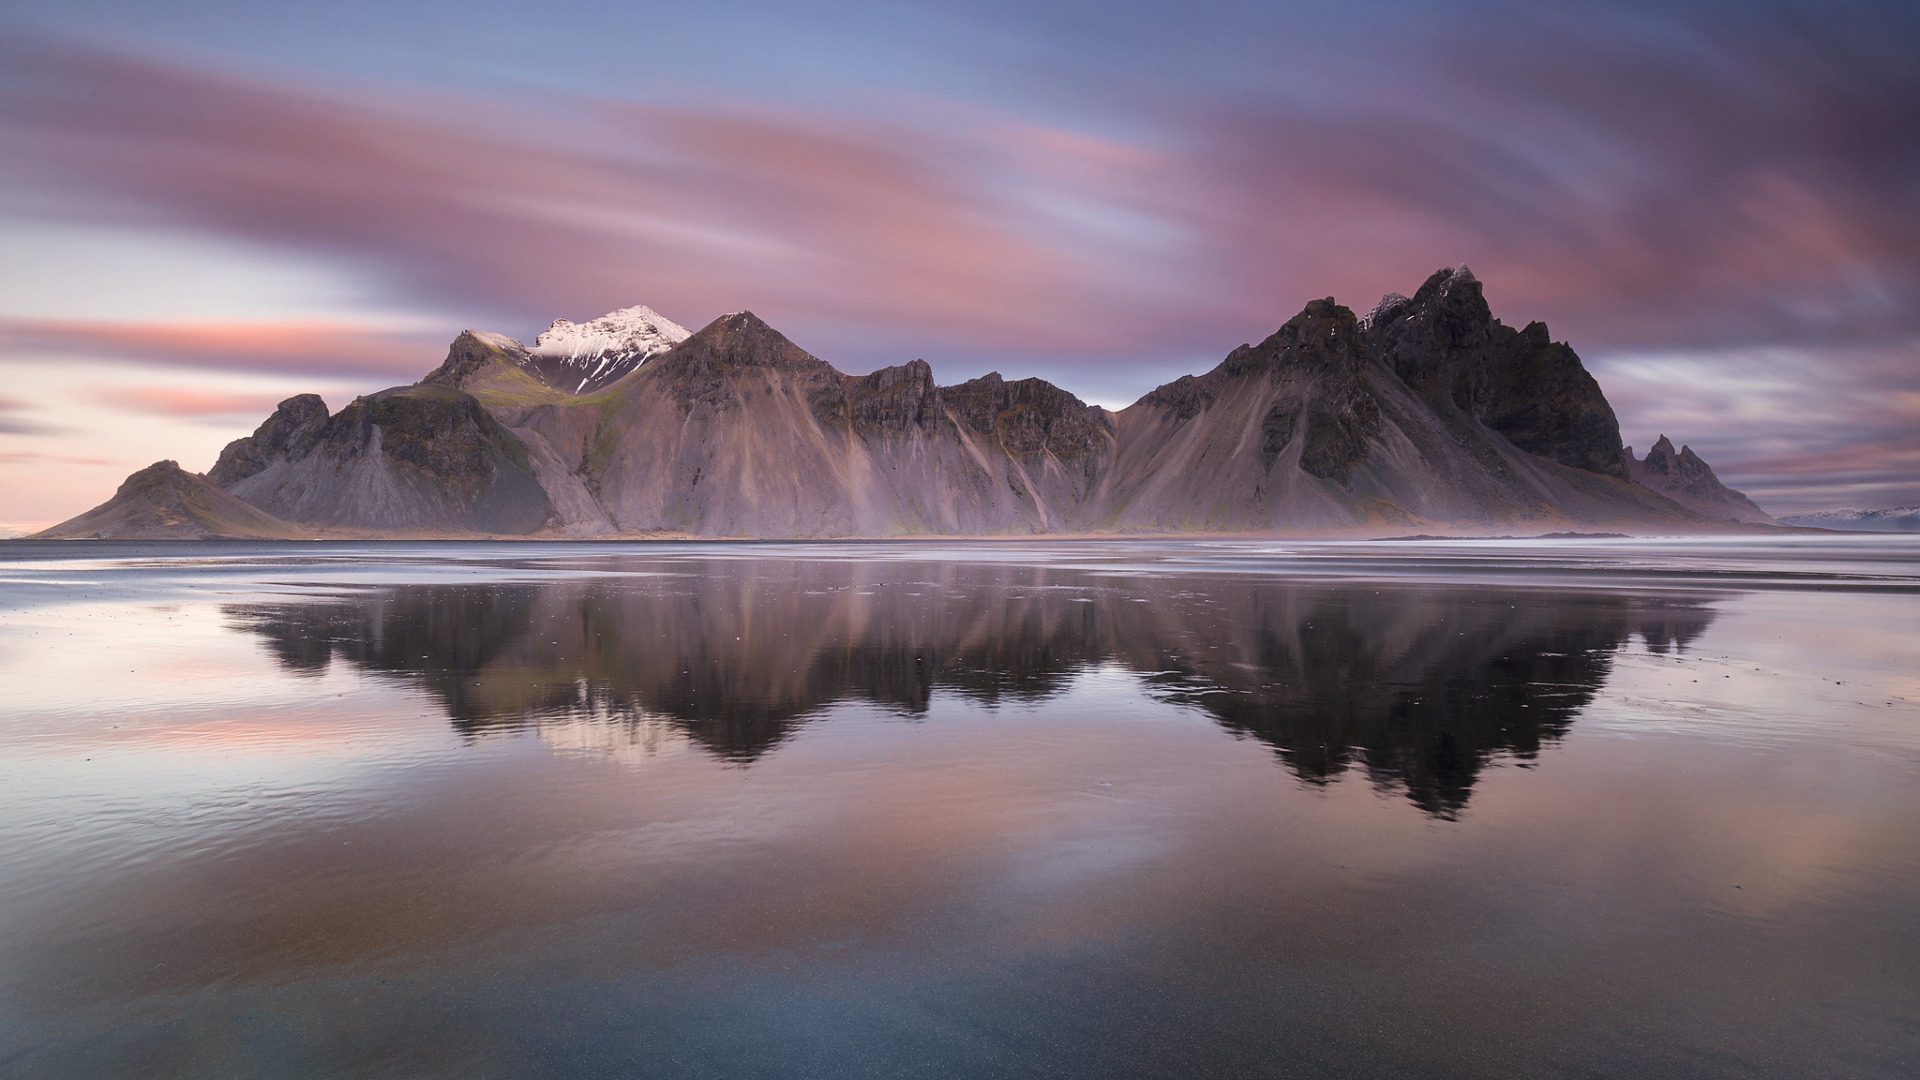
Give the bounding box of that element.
[0,391,63,436]
[0,451,113,465]
[88,385,291,418]
[4,22,1916,360]
[0,318,445,379]
[1214,17,1918,351]
[1,23,1914,508]
[0,36,1194,362]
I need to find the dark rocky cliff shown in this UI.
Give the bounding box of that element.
[207,394,330,487]
[1367,267,1627,478]
[841,359,942,435]
[1100,278,1698,531]
[940,371,1114,463]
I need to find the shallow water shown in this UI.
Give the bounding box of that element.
[1,537,1917,1078]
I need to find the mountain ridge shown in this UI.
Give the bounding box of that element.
[34,268,1787,540]
[1780,505,1920,532]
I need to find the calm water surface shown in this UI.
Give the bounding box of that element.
[1,537,1917,1078]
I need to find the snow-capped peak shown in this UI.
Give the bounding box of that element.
[522,305,692,394]
[531,305,690,364]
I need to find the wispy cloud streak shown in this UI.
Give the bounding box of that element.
[88,386,296,420]
[0,317,445,379]
[0,5,1915,511]
[0,36,1190,360]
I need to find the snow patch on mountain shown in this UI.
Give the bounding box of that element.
[1780,506,1920,532]
[532,307,690,362]
[525,306,692,393]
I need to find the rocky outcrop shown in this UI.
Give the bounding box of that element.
[421,330,530,389]
[1625,436,1777,524]
[840,359,943,435]
[941,372,1114,463]
[33,460,305,539]
[206,394,330,487]
[215,386,553,534]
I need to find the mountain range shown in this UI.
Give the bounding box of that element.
[34,267,1784,539]
[1779,506,1920,532]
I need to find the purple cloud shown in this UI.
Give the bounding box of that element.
[0,35,1188,363]
[0,390,65,436]
[0,8,1914,510]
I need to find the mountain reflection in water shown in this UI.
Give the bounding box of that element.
[227,560,1713,817]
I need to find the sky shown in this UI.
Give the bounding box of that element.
[0,0,1915,528]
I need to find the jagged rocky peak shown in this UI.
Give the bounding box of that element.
[524,305,691,394]
[1633,435,1710,483]
[1625,435,1776,525]
[1367,265,1496,376]
[1360,292,1410,329]
[1252,299,1379,485]
[1252,297,1365,367]
[207,393,331,487]
[1354,265,1491,363]
[1367,265,1627,478]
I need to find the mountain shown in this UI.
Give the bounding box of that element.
[205,386,552,534]
[31,460,305,539]
[1367,267,1629,477]
[1779,506,1920,532]
[1093,280,1685,531]
[40,267,1791,540]
[493,311,1115,536]
[1624,436,1777,525]
[416,306,689,399]
[522,306,691,393]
